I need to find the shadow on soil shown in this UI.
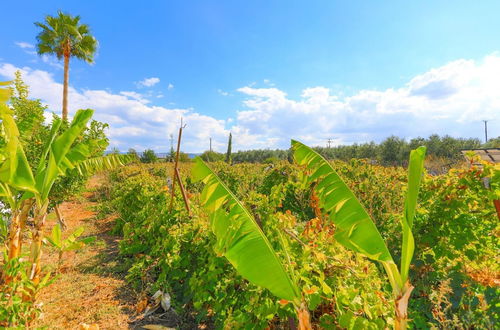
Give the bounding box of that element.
[77,202,180,329]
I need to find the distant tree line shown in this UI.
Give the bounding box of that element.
[123,134,498,165]
[228,134,497,165]
[126,148,191,163]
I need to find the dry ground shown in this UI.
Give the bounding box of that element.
[32,175,136,329]
[31,175,174,329]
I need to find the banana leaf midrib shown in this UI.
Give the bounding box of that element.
[194,158,301,302]
[291,139,395,264]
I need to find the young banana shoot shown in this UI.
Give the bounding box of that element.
[192,157,311,329]
[291,140,426,329]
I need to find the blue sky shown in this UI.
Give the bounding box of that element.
[1,1,499,151]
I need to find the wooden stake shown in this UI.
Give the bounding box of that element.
[494,199,500,221]
[175,167,191,214]
[54,205,67,231]
[169,119,190,214]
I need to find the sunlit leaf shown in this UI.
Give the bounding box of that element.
[192,157,301,303]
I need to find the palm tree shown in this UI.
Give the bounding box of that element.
[35,11,98,121]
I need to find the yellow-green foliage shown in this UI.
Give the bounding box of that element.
[101,157,498,329]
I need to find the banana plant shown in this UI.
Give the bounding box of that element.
[1,81,132,311]
[44,224,95,268]
[1,80,94,281]
[0,82,38,265]
[192,157,311,329]
[22,109,94,285]
[291,140,426,330]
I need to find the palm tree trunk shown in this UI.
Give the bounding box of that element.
[62,51,70,121]
[29,202,49,286]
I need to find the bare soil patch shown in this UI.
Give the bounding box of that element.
[33,175,138,329]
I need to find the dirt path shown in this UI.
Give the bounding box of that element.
[33,175,138,329]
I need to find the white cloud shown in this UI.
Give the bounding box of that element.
[1,54,499,152]
[15,41,34,49]
[0,63,228,152]
[167,83,174,90]
[232,54,500,147]
[137,77,160,88]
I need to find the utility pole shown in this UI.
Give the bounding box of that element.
[327,138,332,148]
[483,120,488,143]
[209,137,212,152]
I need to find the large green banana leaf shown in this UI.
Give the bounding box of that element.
[192,157,301,303]
[36,118,62,173]
[292,140,394,262]
[60,143,91,173]
[20,119,62,203]
[291,140,404,291]
[37,109,93,200]
[292,140,426,294]
[400,146,426,283]
[74,153,136,176]
[0,83,37,195]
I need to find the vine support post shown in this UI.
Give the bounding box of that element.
[169,118,191,215]
[54,204,67,230]
[494,199,500,220]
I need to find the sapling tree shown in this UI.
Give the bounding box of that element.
[226,132,232,164]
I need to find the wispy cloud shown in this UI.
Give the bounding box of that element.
[217,89,229,96]
[15,41,37,56]
[40,55,64,70]
[15,41,34,49]
[263,78,275,86]
[136,77,160,88]
[15,41,64,69]
[119,91,150,104]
